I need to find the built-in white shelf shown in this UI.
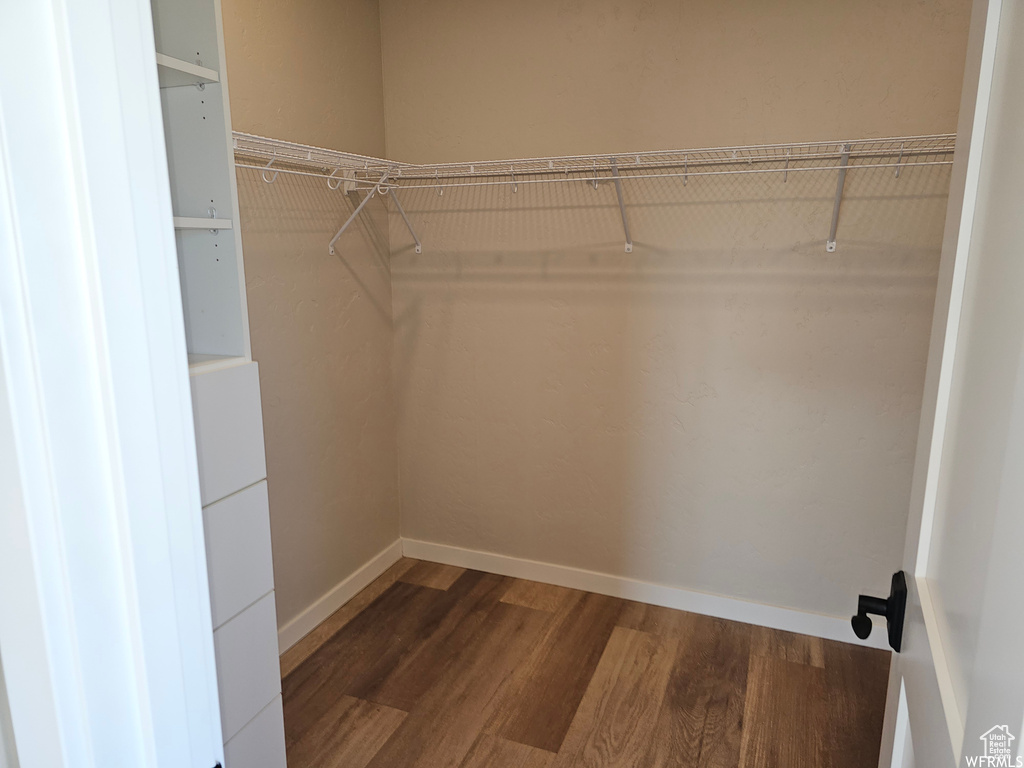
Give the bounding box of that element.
[154,0,281,759]
[188,353,248,375]
[157,53,219,88]
[174,216,233,230]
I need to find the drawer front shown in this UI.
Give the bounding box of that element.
[191,361,267,506]
[223,695,286,768]
[213,591,281,741]
[204,480,275,630]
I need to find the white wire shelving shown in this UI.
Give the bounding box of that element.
[232,132,956,254]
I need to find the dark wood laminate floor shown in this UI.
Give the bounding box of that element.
[281,559,890,768]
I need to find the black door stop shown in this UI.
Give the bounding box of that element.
[851,570,907,652]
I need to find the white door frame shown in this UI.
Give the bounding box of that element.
[879,0,1023,765]
[0,0,222,766]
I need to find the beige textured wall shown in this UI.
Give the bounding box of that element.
[221,0,971,626]
[391,164,952,618]
[223,0,396,632]
[237,169,398,630]
[385,0,970,618]
[223,0,385,155]
[380,0,970,163]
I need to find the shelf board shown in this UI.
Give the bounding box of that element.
[188,354,248,375]
[156,53,219,88]
[174,216,233,230]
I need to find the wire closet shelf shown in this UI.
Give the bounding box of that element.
[232,132,956,253]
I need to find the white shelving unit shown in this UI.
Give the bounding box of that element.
[150,0,285,765]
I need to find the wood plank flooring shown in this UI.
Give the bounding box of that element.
[282,559,890,768]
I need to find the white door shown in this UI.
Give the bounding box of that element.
[0,0,222,765]
[881,0,1024,766]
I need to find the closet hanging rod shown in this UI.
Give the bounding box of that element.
[233,131,955,190]
[381,160,954,190]
[233,158,954,190]
[233,133,393,172]
[400,135,954,173]
[233,162,384,187]
[390,155,948,182]
[388,145,955,181]
[233,132,955,254]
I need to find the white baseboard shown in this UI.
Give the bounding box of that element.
[277,539,402,653]
[401,538,889,651]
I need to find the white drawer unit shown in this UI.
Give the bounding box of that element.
[224,696,287,768]
[204,481,275,629]
[190,361,268,507]
[213,591,282,741]
[150,0,284,760]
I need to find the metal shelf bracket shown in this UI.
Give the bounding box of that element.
[390,189,422,254]
[826,143,851,253]
[610,158,633,253]
[328,173,388,255]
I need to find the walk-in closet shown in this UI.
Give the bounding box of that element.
[144,0,1024,766]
